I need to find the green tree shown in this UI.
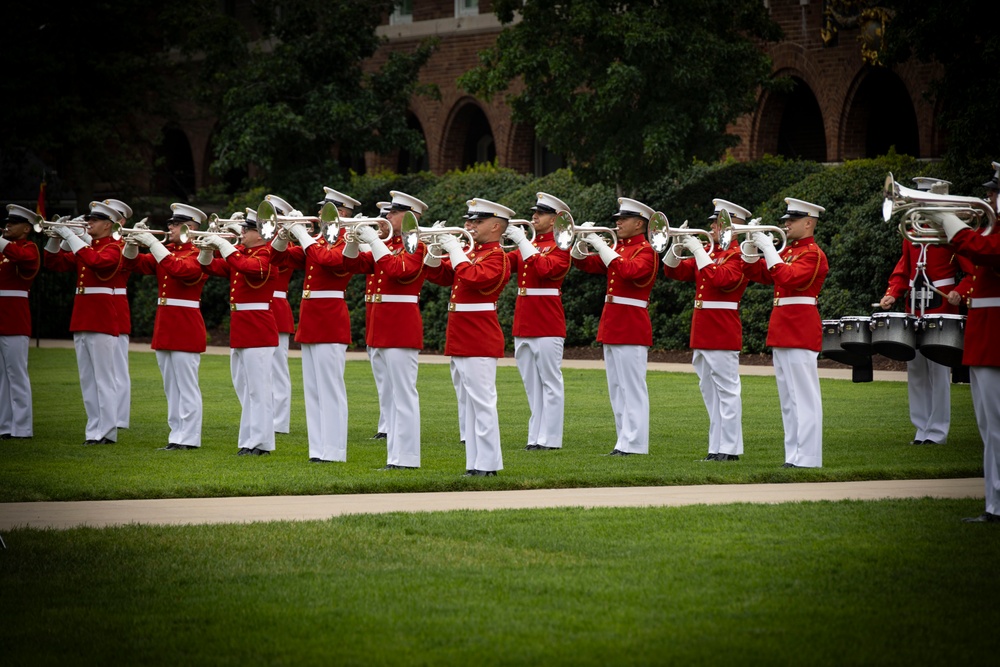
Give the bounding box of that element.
[210,0,438,202]
[459,0,782,194]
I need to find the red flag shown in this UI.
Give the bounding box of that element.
[36,180,46,219]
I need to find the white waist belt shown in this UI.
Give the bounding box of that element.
[605,295,648,308]
[518,288,561,297]
[76,286,114,296]
[303,290,345,299]
[158,298,200,308]
[0,290,29,298]
[774,297,817,306]
[695,300,739,310]
[113,288,127,296]
[448,302,496,312]
[273,290,287,299]
[230,302,270,312]
[370,294,419,304]
[969,297,1000,309]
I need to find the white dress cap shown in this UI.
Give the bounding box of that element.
[465,198,515,220]
[244,207,258,223]
[612,197,654,221]
[531,192,571,214]
[710,198,751,221]
[983,161,1000,191]
[318,187,361,212]
[265,194,295,215]
[168,203,207,228]
[912,177,951,194]
[389,190,428,216]
[781,197,826,220]
[104,199,133,220]
[376,201,391,216]
[88,201,125,224]
[4,204,38,224]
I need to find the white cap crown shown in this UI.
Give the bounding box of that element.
[710,198,751,221]
[532,192,570,214]
[612,197,654,221]
[319,187,361,212]
[782,197,825,220]
[89,201,125,224]
[264,194,295,215]
[104,198,133,220]
[168,203,207,228]
[465,198,515,220]
[5,204,38,224]
[389,190,428,216]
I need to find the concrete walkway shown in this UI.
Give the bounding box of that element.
[0,478,982,531]
[34,338,908,382]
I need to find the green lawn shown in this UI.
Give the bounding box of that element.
[0,348,982,502]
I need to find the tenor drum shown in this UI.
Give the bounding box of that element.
[917,314,966,368]
[822,320,868,366]
[839,316,872,355]
[870,312,917,361]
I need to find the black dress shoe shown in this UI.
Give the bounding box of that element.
[462,470,476,477]
[908,439,924,445]
[250,448,270,456]
[923,440,943,445]
[83,439,100,446]
[0,433,11,440]
[309,457,322,463]
[606,449,631,456]
[474,470,497,477]
[237,448,254,456]
[782,462,802,468]
[715,453,740,461]
[159,443,181,451]
[370,432,387,440]
[535,445,558,450]
[525,444,541,451]
[701,453,719,461]
[97,437,115,444]
[161,443,195,451]
[962,512,1000,523]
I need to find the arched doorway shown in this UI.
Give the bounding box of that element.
[152,126,196,200]
[441,101,496,171]
[755,76,826,161]
[842,68,919,159]
[397,112,430,174]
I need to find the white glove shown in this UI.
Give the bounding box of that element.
[343,239,359,258]
[439,234,469,267]
[354,225,379,245]
[503,224,526,245]
[215,237,237,258]
[131,231,158,248]
[423,249,441,267]
[753,232,781,268]
[661,248,681,268]
[45,236,62,253]
[933,211,970,242]
[682,235,712,270]
[61,227,91,251]
[368,236,391,262]
[0,237,8,253]
[53,224,75,240]
[148,240,170,263]
[741,251,760,264]
[289,223,315,250]
[270,232,289,252]
[122,242,139,259]
[62,231,87,254]
[197,247,215,265]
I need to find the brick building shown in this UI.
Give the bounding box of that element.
[166,0,941,196]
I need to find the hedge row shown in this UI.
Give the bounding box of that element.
[34,153,970,354]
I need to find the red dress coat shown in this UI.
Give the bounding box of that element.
[662,244,748,351]
[0,238,40,336]
[44,237,123,335]
[201,244,278,349]
[276,237,352,345]
[110,240,132,337]
[508,231,571,338]
[573,234,658,346]
[342,235,426,349]
[131,242,208,353]
[743,236,829,352]
[424,241,511,358]
[885,239,974,315]
[268,240,298,335]
[949,228,1000,367]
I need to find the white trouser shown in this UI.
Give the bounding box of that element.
[115,333,130,428]
[514,336,565,448]
[368,345,389,434]
[0,335,32,437]
[155,350,202,447]
[772,347,823,467]
[272,333,291,433]
[450,357,468,442]
[373,347,421,467]
[231,346,275,451]
[74,332,118,442]
[692,349,743,455]
[906,350,950,443]
[603,344,649,454]
[452,356,503,472]
[301,343,347,462]
[970,366,1000,515]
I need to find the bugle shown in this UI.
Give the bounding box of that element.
[256,200,340,241]
[33,216,86,236]
[715,209,787,257]
[552,211,618,256]
[883,172,995,244]
[117,219,171,241]
[334,214,393,244]
[400,211,474,258]
[648,211,715,258]
[188,217,243,248]
[500,219,536,251]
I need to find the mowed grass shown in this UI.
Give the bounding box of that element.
[2,499,998,666]
[0,348,983,502]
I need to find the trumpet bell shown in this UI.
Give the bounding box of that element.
[401,211,421,254]
[552,211,618,255]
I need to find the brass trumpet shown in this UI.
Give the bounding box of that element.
[117,219,170,241]
[335,215,393,244]
[883,172,995,244]
[715,209,787,257]
[33,216,87,237]
[400,211,475,258]
[552,211,618,256]
[648,211,715,258]
[500,219,536,251]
